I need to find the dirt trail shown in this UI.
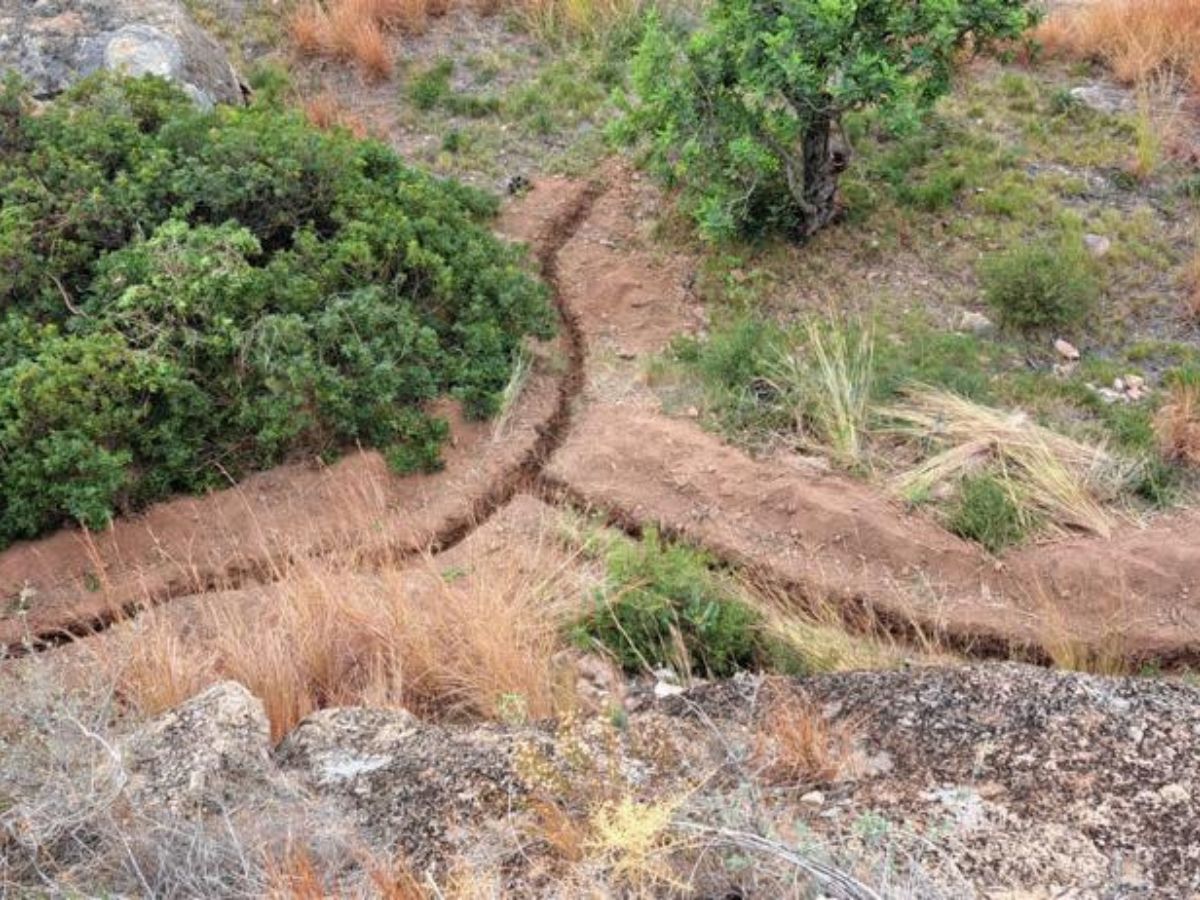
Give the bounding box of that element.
[5,166,1200,664]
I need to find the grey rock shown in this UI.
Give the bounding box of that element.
[1070,82,1135,116]
[120,681,283,816]
[0,0,243,105]
[276,707,531,866]
[958,309,995,335]
[1083,233,1112,258]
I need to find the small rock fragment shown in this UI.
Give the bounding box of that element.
[800,790,825,806]
[958,310,995,335]
[1083,233,1112,258]
[1054,338,1080,361]
[1158,783,1190,805]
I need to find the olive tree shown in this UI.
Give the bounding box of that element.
[613,0,1038,241]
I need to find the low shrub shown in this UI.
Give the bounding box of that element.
[980,236,1099,333]
[0,74,551,545]
[573,530,764,678]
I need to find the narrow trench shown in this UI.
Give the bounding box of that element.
[10,180,1193,672]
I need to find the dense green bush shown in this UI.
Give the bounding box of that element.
[0,74,551,545]
[980,236,1098,332]
[612,0,1036,241]
[573,530,766,677]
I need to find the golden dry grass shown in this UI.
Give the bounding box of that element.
[111,546,582,741]
[1155,380,1200,466]
[303,92,370,137]
[1036,0,1200,87]
[288,0,449,79]
[885,387,1137,538]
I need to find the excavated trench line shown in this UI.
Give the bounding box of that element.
[9,176,1200,671]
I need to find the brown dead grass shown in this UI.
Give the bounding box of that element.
[1036,0,1200,87]
[112,547,582,742]
[288,0,449,79]
[1155,380,1200,466]
[752,684,859,785]
[303,92,370,137]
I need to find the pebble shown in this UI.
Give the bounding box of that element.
[1083,233,1112,258]
[800,790,825,806]
[1055,338,1081,361]
[1158,783,1190,805]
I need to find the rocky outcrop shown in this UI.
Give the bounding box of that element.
[0,0,243,106]
[108,666,1200,897]
[275,707,532,867]
[121,681,287,816]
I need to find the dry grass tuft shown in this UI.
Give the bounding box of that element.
[303,92,370,138]
[288,3,329,54]
[741,575,945,674]
[885,387,1137,538]
[1155,380,1200,466]
[752,685,859,785]
[287,0,451,79]
[1036,0,1200,87]
[112,544,582,741]
[1029,580,1133,676]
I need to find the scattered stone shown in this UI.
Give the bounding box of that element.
[1158,783,1190,805]
[654,680,686,699]
[958,310,995,335]
[1083,234,1112,258]
[1052,362,1077,379]
[504,173,532,195]
[685,406,700,419]
[800,790,826,806]
[1070,82,1136,116]
[1054,338,1080,361]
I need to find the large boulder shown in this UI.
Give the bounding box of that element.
[0,0,244,106]
[120,681,285,816]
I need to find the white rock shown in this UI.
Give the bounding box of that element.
[1055,339,1081,361]
[1083,234,1112,258]
[1158,783,1190,805]
[800,790,825,806]
[1126,374,1145,390]
[653,681,685,699]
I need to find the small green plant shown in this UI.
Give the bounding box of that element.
[947,475,1028,553]
[573,530,763,678]
[980,235,1099,333]
[409,59,454,110]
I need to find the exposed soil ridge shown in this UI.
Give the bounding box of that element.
[6,172,1200,669]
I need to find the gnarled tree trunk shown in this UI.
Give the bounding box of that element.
[798,110,841,238]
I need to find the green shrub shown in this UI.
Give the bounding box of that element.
[980,236,1099,332]
[573,530,764,677]
[947,475,1027,553]
[0,74,551,545]
[612,0,1036,241]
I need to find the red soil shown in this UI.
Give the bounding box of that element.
[6,165,1200,665]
